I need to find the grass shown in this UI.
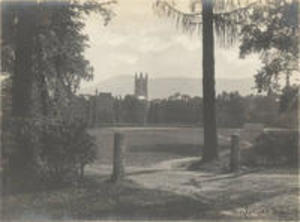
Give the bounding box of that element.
[90,127,234,167]
[2,166,298,221]
[1,175,210,221]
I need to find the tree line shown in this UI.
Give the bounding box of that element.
[83,89,298,129]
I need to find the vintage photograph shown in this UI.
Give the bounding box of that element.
[0,0,299,221]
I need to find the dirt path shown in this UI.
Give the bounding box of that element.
[87,128,299,220]
[137,159,298,219]
[88,155,299,220]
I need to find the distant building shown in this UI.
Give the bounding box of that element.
[134,72,148,100]
[81,72,151,127]
[134,72,149,125]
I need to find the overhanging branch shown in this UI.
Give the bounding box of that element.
[154,0,267,46]
[153,0,202,33]
[154,0,201,17]
[213,1,260,17]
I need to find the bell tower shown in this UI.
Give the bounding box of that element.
[134,72,149,125]
[134,72,148,100]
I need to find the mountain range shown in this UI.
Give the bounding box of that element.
[79,75,256,99]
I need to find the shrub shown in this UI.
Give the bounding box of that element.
[39,120,97,185]
[253,130,298,165]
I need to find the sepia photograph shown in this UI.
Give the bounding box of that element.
[0,0,299,221]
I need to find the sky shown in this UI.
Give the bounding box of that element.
[79,0,261,91]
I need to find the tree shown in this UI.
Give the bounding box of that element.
[243,94,279,126]
[2,1,40,182]
[217,91,246,127]
[153,0,260,162]
[279,85,298,113]
[202,0,217,161]
[1,0,115,188]
[239,0,298,93]
[121,95,145,124]
[239,0,298,128]
[277,85,298,128]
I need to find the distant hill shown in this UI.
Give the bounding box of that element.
[79,75,256,98]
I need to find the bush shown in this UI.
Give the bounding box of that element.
[253,130,298,165]
[39,120,97,185]
[2,116,97,192]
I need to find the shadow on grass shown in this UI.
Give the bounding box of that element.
[129,144,201,156]
[126,169,163,176]
[184,169,260,185]
[2,171,299,220]
[2,174,210,220]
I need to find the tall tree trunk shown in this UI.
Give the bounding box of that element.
[10,2,37,183]
[202,0,218,162]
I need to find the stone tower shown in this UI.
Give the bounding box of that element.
[134,72,148,100]
[134,72,149,125]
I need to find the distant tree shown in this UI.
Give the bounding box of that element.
[148,99,165,124]
[113,97,123,123]
[147,94,203,125]
[277,85,298,128]
[244,94,279,126]
[189,96,203,124]
[121,95,143,123]
[217,91,246,127]
[279,85,298,113]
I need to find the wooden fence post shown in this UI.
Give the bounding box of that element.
[230,134,240,172]
[111,132,126,182]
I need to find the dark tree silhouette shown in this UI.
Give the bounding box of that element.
[1,0,115,188]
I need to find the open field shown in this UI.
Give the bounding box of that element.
[89,127,239,167]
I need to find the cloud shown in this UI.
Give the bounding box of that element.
[173,35,201,51]
[112,53,138,64]
[80,0,261,90]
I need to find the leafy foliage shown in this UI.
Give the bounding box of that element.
[148,94,203,124]
[82,91,296,128]
[1,0,115,189]
[153,0,261,45]
[239,0,299,92]
[253,130,298,165]
[244,94,279,126]
[40,120,97,185]
[216,92,245,127]
[279,85,298,113]
[1,0,116,110]
[3,114,96,187]
[121,95,148,124]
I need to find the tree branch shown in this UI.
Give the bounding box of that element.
[213,1,260,17]
[154,0,201,17]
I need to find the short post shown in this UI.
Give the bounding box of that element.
[230,134,240,172]
[111,132,126,182]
